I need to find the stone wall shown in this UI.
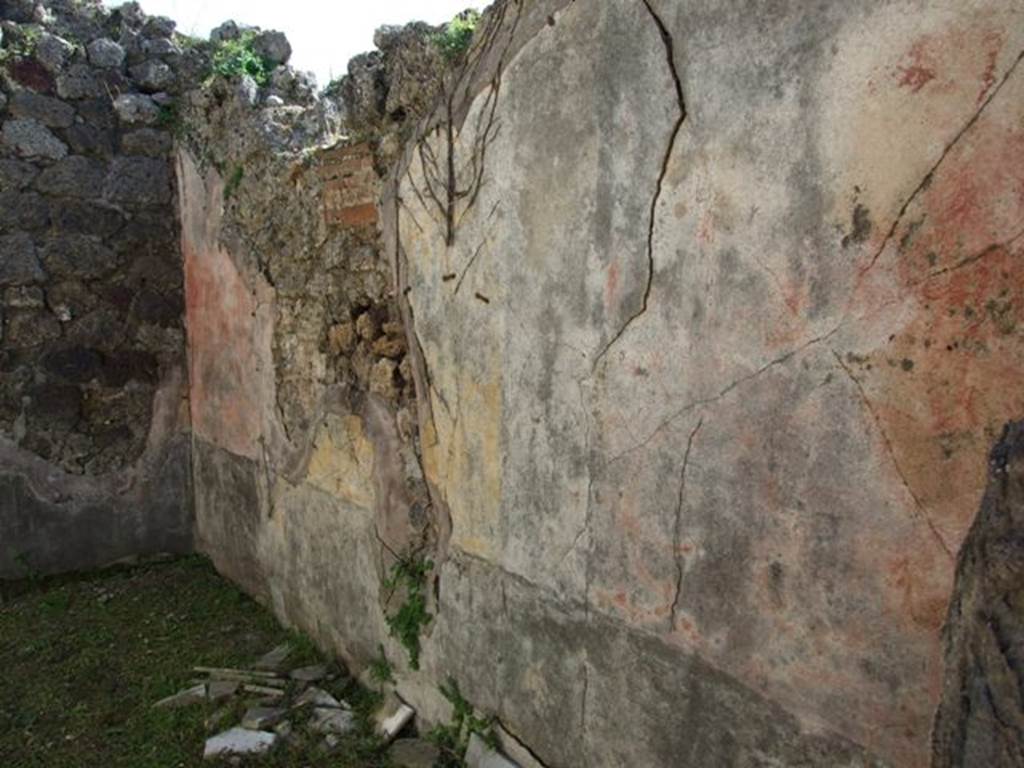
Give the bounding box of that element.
[389,0,1024,765]
[4,1,1024,765]
[0,0,200,576]
[175,12,452,725]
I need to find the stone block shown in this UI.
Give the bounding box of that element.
[103,156,171,206]
[0,232,45,285]
[240,706,286,730]
[112,93,160,125]
[203,727,275,759]
[35,156,107,198]
[49,199,124,237]
[55,64,103,100]
[2,118,67,159]
[87,38,126,68]
[35,33,74,73]
[0,159,38,192]
[130,59,174,92]
[153,683,207,708]
[39,234,119,280]
[252,30,291,66]
[8,91,74,127]
[120,128,172,157]
[0,191,50,230]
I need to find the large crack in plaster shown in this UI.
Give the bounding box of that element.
[860,47,1024,276]
[607,328,839,466]
[670,417,703,631]
[830,350,954,559]
[591,0,687,369]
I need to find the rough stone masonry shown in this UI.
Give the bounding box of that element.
[0,0,204,574]
[3,0,1024,766]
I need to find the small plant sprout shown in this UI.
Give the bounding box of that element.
[382,554,433,670]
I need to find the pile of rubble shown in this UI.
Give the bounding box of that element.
[152,640,530,767]
[153,641,414,762]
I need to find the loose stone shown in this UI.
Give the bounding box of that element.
[153,683,207,708]
[288,664,327,682]
[203,727,276,759]
[240,706,286,730]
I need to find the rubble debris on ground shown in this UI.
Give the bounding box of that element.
[152,640,529,765]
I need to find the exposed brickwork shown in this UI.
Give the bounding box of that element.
[320,143,379,228]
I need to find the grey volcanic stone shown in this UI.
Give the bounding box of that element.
[9,92,75,128]
[50,199,124,237]
[35,156,107,198]
[142,16,176,38]
[39,234,120,279]
[35,32,74,73]
[0,191,50,230]
[65,123,117,157]
[87,38,126,68]
[112,93,160,125]
[0,158,39,191]
[0,232,45,285]
[120,128,172,157]
[210,20,243,43]
[236,75,258,106]
[56,64,103,100]
[130,60,174,92]
[77,99,117,129]
[4,285,45,308]
[933,421,1024,767]
[115,1,146,28]
[253,30,291,65]
[5,308,61,347]
[103,157,171,205]
[0,0,33,23]
[143,38,180,57]
[0,91,6,113]
[2,119,67,159]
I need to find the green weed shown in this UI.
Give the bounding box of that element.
[427,676,499,766]
[370,644,395,685]
[383,555,432,670]
[434,10,481,62]
[210,32,273,85]
[222,164,244,201]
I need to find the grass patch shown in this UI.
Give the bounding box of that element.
[0,556,392,767]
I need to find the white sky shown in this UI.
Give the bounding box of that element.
[105,1,479,86]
